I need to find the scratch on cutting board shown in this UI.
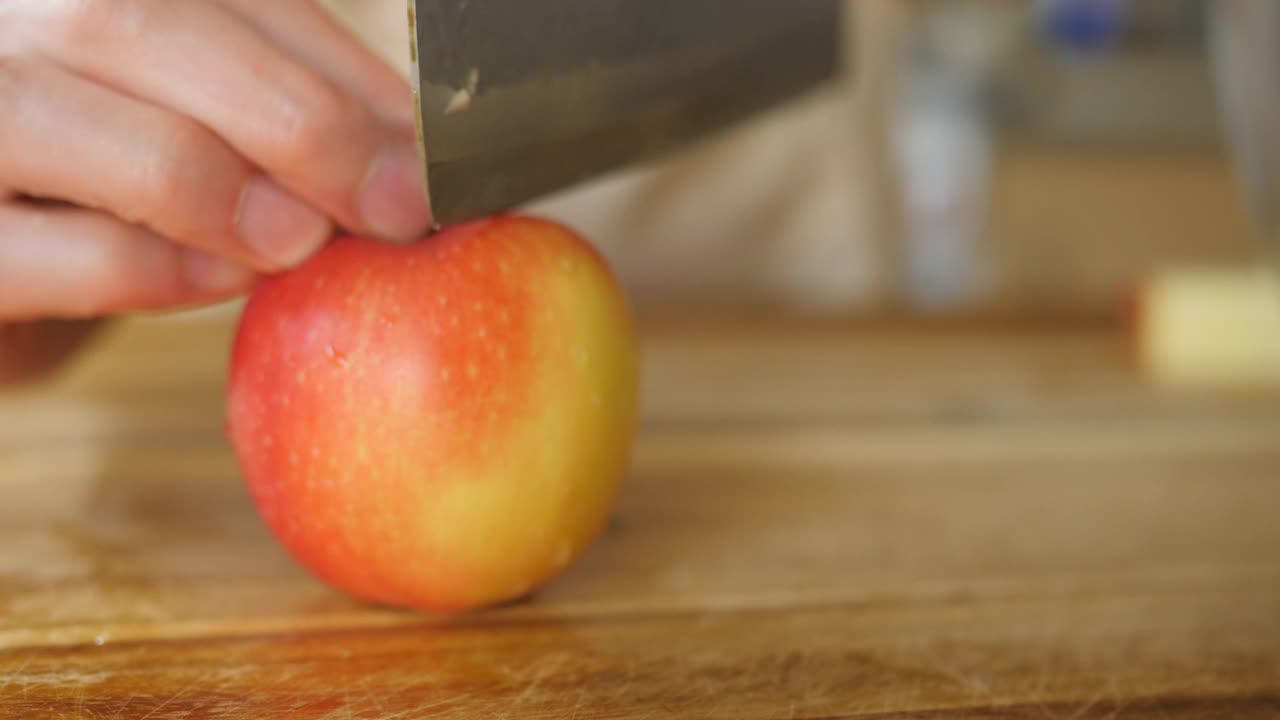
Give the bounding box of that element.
[340,661,354,720]
[366,677,404,718]
[1071,674,1127,720]
[605,656,637,702]
[1065,692,1103,720]
[566,681,594,720]
[0,654,33,697]
[108,693,136,720]
[349,672,439,720]
[917,645,991,699]
[503,650,571,713]
[136,677,197,720]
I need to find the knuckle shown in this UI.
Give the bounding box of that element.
[273,77,362,167]
[50,0,150,55]
[133,119,218,225]
[0,55,24,88]
[0,58,41,152]
[0,55,36,102]
[0,56,24,109]
[91,213,179,295]
[89,226,177,315]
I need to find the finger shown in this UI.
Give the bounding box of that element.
[0,202,257,320]
[31,0,432,241]
[220,0,415,129]
[0,58,330,273]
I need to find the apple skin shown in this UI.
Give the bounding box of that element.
[226,215,640,612]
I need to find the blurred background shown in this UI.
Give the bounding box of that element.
[331,0,1245,305]
[317,0,1278,387]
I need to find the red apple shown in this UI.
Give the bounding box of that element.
[226,215,640,612]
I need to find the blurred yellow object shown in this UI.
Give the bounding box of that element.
[1136,266,1280,387]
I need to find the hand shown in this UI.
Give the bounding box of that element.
[0,0,431,321]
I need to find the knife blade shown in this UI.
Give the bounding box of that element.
[1208,0,1280,269]
[409,0,845,227]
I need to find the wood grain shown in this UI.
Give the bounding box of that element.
[1,312,1277,718]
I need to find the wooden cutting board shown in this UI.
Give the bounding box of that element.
[1,312,1278,718]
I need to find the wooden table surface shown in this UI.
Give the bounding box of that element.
[1,312,1278,718]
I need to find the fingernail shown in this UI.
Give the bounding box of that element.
[361,143,432,241]
[237,178,331,269]
[182,250,256,295]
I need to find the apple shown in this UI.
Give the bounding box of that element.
[226,215,640,612]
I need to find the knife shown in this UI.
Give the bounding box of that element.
[408,0,846,227]
[1208,0,1280,269]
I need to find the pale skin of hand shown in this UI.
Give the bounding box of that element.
[0,0,432,382]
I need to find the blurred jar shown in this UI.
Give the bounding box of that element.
[876,0,1258,317]
[886,2,1025,313]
